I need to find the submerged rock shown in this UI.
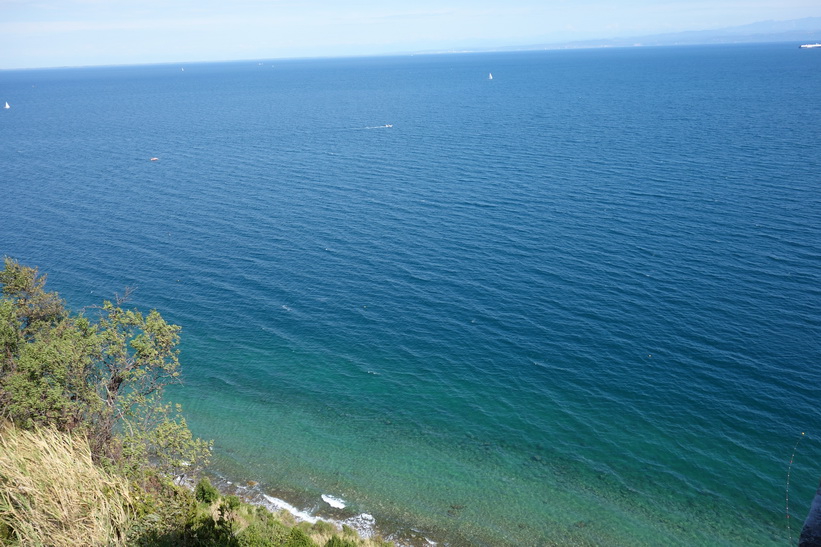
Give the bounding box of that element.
[800,479,821,546]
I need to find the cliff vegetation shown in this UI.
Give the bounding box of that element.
[0,258,391,546]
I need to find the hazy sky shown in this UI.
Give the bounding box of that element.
[2,0,819,68]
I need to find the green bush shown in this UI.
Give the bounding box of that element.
[325,536,358,547]
[296,521,314,533]
[0,258,211,475]
[285,526,318,547]
[224,494,242,510]
[127,474,199,546]
[194,476,220,504]
[312,520,336,535]
[0,261,398,547]
[237,518,289,546]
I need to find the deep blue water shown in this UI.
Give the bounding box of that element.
[2,44,820,545]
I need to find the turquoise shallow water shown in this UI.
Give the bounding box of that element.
[2,44,820,545]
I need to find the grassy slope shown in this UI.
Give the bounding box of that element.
[0,424,392,547]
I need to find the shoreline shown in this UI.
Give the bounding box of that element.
[198,471,441,547]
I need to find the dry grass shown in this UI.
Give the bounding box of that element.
[305,520,394,547]
[0,423,133,546]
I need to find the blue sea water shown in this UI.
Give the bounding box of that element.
[2,43,820,545]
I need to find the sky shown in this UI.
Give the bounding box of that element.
[1,0,820,69]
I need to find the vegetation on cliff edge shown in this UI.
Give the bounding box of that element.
[0,258,391,546]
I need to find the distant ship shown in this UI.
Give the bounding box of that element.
[799,44,821,48]
[4,101,9,109]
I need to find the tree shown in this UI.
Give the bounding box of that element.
[0,260,98,431]
[0,257,210,476]
[0,258,65,335]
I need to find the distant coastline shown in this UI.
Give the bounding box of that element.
[2,17,820,71]
[412,16,821,55]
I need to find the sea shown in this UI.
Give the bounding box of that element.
[1,43,820,546]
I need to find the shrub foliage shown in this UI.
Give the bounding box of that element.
[0,259,392,546]
[0,257,210,474]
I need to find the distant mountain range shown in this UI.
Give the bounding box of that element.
[479,17,821,52]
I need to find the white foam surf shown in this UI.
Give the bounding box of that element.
[321,494,346,509]
[342,512,376,539]
[261,494,319,524]
[260,494,378,541]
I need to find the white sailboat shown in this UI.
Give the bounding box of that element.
[3,102,9,109]
[488,73,493,80]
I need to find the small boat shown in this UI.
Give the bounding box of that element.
[799,44,821,48]
[3,102,9,109]
[488,73,493,80]
[150,157,159,161]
